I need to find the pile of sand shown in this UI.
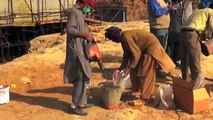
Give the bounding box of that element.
[29,33,66,53]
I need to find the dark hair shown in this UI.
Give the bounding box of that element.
[105,26,122,43]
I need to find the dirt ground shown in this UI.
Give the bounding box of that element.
[0,21,213,120]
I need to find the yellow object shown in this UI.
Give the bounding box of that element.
[173,78,210,114]
[10,84,16,89]
[182,9,213,31]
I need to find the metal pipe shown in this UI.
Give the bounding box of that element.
[64,0,65,8]
[24,0,45,34]
[37,0,40,22]
[0,28,9,43]
[58,0,67,12]
[110,9,121,22]
[0,28,5,62]
[7,0,11,23]
[11,0,14,23]
[8,0,13,23]
[29,0,33,22]
[58,0,63,34]
[45,0,47,20]
[42,0,44,21]
[122,8,126,22]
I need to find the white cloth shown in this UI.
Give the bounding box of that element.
[152,85,176,110]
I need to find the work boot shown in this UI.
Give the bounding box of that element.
[193,74,206,89]
[70,107,88,116]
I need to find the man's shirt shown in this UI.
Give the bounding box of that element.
[182,9,213,32]
[148,0,169,17]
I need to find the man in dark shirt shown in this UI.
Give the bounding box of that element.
[167,0,192,65]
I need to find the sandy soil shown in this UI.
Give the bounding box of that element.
[0,21,213,120]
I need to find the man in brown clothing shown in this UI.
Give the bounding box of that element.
[179,8,213,89]
[105,26,176,101]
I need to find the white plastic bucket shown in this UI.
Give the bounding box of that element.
[0,85,10,104]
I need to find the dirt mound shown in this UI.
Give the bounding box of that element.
[123,0,148,21]
[29,33,66,53]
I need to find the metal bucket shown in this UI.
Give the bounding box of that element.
[99,82,123,109]
[0,85,10,104]
[112,71,132,89]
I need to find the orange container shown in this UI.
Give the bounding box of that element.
[172,78,210,114]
